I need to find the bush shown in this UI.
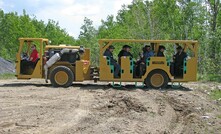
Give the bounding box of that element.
[210,89,221,100]
[0,73,15,79]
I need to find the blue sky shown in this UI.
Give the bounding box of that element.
[0,0,132,38]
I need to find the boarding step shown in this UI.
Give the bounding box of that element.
[93,76,99,83]
[112,82,122,88]
[90,72,99,77]
[171,82,182,88]
[135,82,145,88]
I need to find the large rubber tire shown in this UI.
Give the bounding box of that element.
[49,66,74,87]
[145,70,169,89]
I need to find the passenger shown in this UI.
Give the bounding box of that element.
[118,45,136,77]
[136,46,146,65]
[143,45,154,62]
[157,45,166,57]
[118,45,133,58]
[21,44,39,74]
[123,45,133,57]
[136,45,154,77]
[118,45,127,64]
[118,45,126,64]
[103,45,121,78]
[173,46,187,77]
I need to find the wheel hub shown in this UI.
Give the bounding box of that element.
[54,71,68,85]
[150,73,164,88]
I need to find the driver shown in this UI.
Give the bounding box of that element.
[29,44,39,63]
[21,44,39,74]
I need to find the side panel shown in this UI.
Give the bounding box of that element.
[121,57,133,80]
[15,53,21,76]
[99,56,114,81]
[17,61,43,79]
[75,61,84,81]
[15,40,24,77]
[142,57,172,80]
[32,61,43,78]
[82,60,91,80]
[183,58,197,81]
[83,48,90,60]
[82,48,91,80]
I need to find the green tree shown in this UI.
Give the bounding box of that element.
[0,10,75,60]
[78,17,99,65]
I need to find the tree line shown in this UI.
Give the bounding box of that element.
[0,9,75,60]
[79,0,221,81]
[0,0,221,81]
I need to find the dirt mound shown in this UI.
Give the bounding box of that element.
[93,92,147,115]
[73,90,177,133]
[0,57,15,74]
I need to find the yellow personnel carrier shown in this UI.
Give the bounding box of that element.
[15,38,198,88]
[99,39,198,88]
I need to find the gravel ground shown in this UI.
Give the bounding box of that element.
[0,79,221,134]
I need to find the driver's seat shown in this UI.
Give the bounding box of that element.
[21,58,39,75]
[31,58,40,69]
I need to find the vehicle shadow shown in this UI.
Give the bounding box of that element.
[0,82,192,91]
[0,83,51,87]
[108,85,192,91]
[71,83,192,91]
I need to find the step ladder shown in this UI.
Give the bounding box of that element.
[90,67,99,83]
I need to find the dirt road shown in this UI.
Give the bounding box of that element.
[0,79,220,134]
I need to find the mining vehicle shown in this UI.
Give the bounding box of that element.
[15,38,198,88]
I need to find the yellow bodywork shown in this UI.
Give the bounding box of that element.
[16,38,49,79]
[98,39,198,83]
[16,38,198,87]
[16,38,91,82]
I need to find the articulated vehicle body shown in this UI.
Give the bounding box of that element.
[16,38,198,88]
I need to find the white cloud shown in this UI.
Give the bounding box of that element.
[3,0,133,38]
[45,0,75,6]
[113,0,132,13]
[35,0,133,38]
[26,0,41,7]
[0,0,15,10]
[0,0,4,9]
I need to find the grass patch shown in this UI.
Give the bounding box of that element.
[218,115,221,119]
[0,73,15,79]
[198,74,221,82]
[210,90,221,100]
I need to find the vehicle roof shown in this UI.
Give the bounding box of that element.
[45,45,80,49]
[98,39,198,44]
[19,38,49,42]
